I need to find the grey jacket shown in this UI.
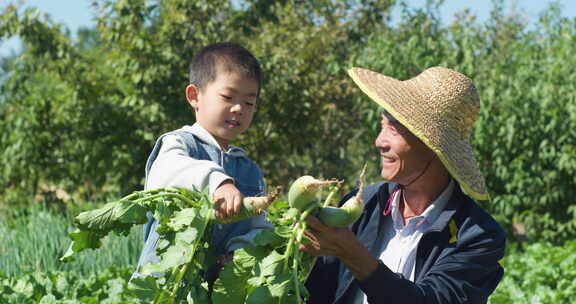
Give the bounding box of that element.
[133,126,269,278]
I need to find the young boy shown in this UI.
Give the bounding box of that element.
[133,42,270,278]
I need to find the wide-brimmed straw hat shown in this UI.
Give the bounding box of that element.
[348,66,488,201]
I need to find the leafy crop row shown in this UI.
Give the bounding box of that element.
[58,184,347,303]
[3,241,574,303]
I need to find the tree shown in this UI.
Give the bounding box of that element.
[1,0,575,243]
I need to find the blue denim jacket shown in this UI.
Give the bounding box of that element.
[133,126,268,278]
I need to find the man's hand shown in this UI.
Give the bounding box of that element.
[213,180,243,222]
[299,215,358,258]
[300,215,379,281]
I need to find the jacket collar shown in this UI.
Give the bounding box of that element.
[182,123,247,157]
[386,180,455,231]
[427,183,463,232]
[378,181,461,233]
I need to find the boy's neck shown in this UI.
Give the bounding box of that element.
[192,123,230,151]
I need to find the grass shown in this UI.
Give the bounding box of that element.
[0,205,143,277]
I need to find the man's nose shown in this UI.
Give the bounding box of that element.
[375,130,388,149]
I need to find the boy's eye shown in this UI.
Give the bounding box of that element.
[221,95,232,100]
[245,101,254,107]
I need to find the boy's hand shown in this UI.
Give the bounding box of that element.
[213,180,243,221]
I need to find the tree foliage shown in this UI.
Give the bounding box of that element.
[1,0,575,243]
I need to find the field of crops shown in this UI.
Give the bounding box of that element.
[2,0,576,303]
[1,206,575,303]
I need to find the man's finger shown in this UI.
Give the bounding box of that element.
[305,215,329,232]
[299,243,321,256]
[303,230,318,242]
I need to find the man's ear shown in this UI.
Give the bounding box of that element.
[186,84,200,110]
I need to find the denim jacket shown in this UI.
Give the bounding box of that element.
[133,124,269,278]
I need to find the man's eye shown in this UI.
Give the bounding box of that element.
[384,124,399,135]
[245,102,254,106]
[221,95,232,100]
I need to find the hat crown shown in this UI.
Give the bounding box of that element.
[410,67,480,138]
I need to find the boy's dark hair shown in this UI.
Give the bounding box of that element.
[189,42,262,93]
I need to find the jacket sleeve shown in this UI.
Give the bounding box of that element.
[356,217,506,304]
[145,134,231,195]
[305,256,341,304]
[304,190,364,304]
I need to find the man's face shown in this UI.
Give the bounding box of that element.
[375,113,435,185]
[187,68,259,149]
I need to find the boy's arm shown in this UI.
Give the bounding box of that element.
[145,134,231,195]
[223,164,273,252]
[147,134,244,220]
[134,134,238,278]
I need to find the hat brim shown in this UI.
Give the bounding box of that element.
[348,67,489,201]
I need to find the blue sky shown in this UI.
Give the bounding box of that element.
[2,0,576,56]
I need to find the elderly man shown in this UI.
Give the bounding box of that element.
[302,67,506,304]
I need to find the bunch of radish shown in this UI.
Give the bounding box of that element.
[288,165,366,227]
[273,165,366,302]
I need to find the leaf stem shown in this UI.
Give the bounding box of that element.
[171,263,190,299]
[321,183,341,208]
[133,192,198,207]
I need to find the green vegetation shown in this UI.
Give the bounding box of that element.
[1,204,575,303]
[60,183,349,303]
[0,0,575,303]
[0,206,141,277]
[489,241,576,304]
[1,0,574,243]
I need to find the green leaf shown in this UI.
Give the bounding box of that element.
[167,208,201,231]
[212,248,258,304]
[175,226,199,244]
[187,283,211,304]
[142,241,191,275]
[253,229,285,248]
[257,250,284,278]
[245,286,273,304]
[267,273,294,298]
[60,229,104,262]
[128,276,167,302]
[75,200,147,231]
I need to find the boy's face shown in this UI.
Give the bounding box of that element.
[186,68,259,149]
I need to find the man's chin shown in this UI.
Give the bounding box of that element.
[380,167,396,180]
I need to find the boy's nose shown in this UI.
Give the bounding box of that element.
[231,103,243,114]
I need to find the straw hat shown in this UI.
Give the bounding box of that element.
[348,66,488,200]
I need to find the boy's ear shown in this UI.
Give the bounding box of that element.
[185,84,200,110]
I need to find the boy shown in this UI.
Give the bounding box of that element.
[133,42,270,278]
